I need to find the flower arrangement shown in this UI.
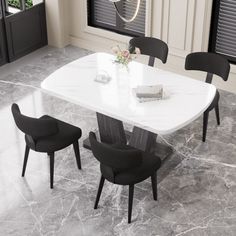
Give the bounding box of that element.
[111,45,140,66]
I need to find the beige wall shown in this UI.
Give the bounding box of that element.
[46,0,236,94]
[45,0,69,48]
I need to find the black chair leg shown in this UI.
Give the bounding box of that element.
[73,141,82,169]
[151,172,157,201]
[22,145,30,177]
[215,103,220,125]
[94,175,105,209]
[128,184,134,224]
[202,111,209,142]
[49,153,55,189]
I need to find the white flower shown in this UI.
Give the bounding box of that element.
[135,47,141,54]
[111,46,120,55]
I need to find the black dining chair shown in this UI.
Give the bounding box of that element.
[129,36,168,67]
[89,132,162,223]
[11,103,82,188]
[185,52,230,142]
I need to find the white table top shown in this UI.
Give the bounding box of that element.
[41,52,216,135]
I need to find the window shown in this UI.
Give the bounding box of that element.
[87,0,146,37]
[8,0,33,10]
[209,0,236,63]
[5,0,43,14]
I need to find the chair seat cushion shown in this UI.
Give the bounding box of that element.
[101,151,161,185]
[26,115,82,152]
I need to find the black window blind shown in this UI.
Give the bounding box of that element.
[123,0,146,35]
[88,0,146,37]
[209,0,236,63]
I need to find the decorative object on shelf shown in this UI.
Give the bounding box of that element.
[133,85,164,103]
[112,45,140,66]
[109,0,141,23]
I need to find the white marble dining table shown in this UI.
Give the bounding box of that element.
[41,52,216,158]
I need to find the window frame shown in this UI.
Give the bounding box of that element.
[82,0,152,42]
[208,0,236,64]
[88,0,145,37]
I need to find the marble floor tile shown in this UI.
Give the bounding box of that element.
[0,46,236,235]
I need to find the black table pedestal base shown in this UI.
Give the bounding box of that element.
[83,113,173,161]
[83,133,172,161]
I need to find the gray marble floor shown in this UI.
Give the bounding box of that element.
[0,46,236,236]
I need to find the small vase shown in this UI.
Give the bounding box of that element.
[114,61,130,73]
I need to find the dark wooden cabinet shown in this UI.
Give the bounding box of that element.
[0,0,47,65]
[5,3,47,62]
[0,2,8,66]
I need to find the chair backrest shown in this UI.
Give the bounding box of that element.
[185,52,230,84]
[89,132,142,170]
[129,36,168,66]
[11,103,58,138]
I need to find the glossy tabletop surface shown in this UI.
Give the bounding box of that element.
[41,53,216,134]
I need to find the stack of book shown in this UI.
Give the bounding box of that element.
[133,85,163,103]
